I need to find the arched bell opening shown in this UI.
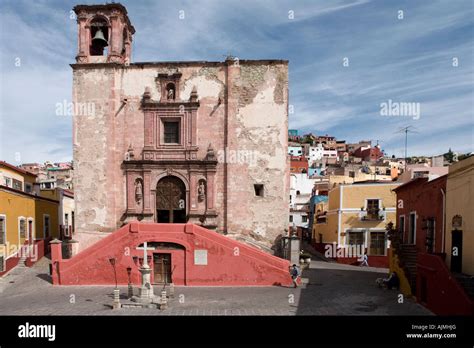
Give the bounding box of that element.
[90,17,109,56]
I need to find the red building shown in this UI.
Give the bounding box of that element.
[353,146,383,162]
[393,175,473,315]
[290,156,308,174]
[394,176,446,254]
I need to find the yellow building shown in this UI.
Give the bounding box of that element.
[445,156,474,275]
[39,188,75,237]
[0,161,60,275]
[313,181,400,267]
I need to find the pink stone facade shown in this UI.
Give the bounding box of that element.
[72,4,290,252]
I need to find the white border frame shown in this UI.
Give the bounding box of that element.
[17,216,26,243]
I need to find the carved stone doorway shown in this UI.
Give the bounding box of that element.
[156,176,187,223]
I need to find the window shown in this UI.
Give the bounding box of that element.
[413,171,429,179]
[399,215,405,236]
[408,212,416,244]
[64,213,70,236]
[44,215,50,238]
[366,199,380,219]
[12,179,22,191]
[25,183,32,193]
[347,231,364,247]
[27,219,33,240]
[4,177,11,187]
[164,121,180,143]
[0,216,5,244]
[72,211,75,234]
[370,232,386,255]
[19,218,26,239]
[426,218,435,253]
[254,184,264,197]
[289,215,293,223]
[296,190,300,195]
[302,216,308,223]
[0,255,4,272]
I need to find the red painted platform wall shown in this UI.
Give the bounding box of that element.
[50,223,293,287]
[417,253,473,315]
[0,239,47,276]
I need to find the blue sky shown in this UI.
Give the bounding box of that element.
[0,0,473,164]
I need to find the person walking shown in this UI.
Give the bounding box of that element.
[360,252,369,267]
[290,264,300,288]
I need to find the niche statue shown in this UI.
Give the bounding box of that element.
[135,180,143,204]
[198,181,206,202]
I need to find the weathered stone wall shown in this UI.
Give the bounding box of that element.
[73,60,289,251]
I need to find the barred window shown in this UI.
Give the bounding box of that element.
[12,179,22,191]
[347,231,364,246]
[367,199,380,219]
[370,232,386,256]
[164,122,179,143]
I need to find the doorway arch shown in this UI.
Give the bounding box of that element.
[156,176,187,223]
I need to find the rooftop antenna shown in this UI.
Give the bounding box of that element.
[396,126,419,172]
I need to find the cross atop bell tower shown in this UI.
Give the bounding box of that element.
[73,3,135,64]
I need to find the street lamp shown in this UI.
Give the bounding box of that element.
[108,257,118,289]
[108,257,121,309]
[126,266,133,298]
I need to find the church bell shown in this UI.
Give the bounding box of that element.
[92,28,108,47]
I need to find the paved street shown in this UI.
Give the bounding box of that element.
[0,257,432,315]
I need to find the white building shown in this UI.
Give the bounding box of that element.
[290,193,311,229]
[322,149,339,161]
[289,146,304,157]
[308,144,324,164]
[290,173,317,206]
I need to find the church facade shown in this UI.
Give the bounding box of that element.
[72,3,289,252]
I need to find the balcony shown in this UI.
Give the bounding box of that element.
[359,209,385,221]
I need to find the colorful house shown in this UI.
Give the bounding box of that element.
[290,156,308,174]
[445,156,474,276]
[391,156,474,315]
[312,181,399,267]
[0,161,60,276]
[391,175,447,297]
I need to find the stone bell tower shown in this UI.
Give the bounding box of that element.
[73,3,135,64]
